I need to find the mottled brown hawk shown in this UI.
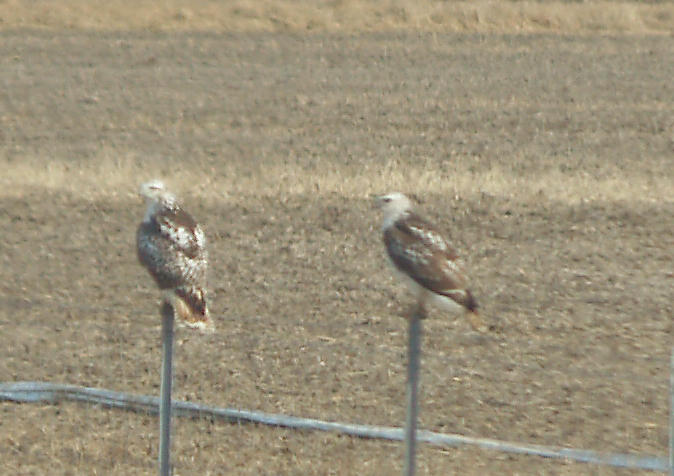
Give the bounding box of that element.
[376,192,482,330]
[137,180,212,331]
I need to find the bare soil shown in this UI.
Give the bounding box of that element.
[0,30,672,475]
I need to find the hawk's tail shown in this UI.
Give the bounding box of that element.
[465,310,485,332]
[164,287,214,332]
[462,289,485,331]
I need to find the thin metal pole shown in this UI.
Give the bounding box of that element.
[404,311,423,476]
[159,301,175,476]
[669,348,674,476]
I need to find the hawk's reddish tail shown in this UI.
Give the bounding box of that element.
[465,310,484,332]
[166,286,213,332]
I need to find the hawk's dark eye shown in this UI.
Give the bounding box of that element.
[383,198,392,203]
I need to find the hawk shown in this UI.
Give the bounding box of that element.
[137,179,212,331]
[375,192,482,330]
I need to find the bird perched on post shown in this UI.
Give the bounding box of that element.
[375,192,482,331]
[137,179,213,331]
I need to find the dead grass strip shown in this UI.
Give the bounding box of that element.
[2,158,671,205]
[0,0,672,35]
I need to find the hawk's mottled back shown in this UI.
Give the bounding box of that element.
[137,180,212,330]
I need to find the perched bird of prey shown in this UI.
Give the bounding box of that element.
[375,192,482,330]
[137,180,212,331]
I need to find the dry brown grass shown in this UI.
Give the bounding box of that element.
[1,30,672,475]
[1,0,673,34]
[1,155,672,206]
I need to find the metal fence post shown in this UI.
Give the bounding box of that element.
[669,348,673,476]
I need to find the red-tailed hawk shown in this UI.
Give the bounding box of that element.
[137,180,213,331]
[375,192,482,330]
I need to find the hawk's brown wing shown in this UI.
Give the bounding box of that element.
[384,214,477,312]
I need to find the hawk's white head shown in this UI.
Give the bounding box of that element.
[140,179,168,200]
[375,192,413,229]
[139,179,177,221]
